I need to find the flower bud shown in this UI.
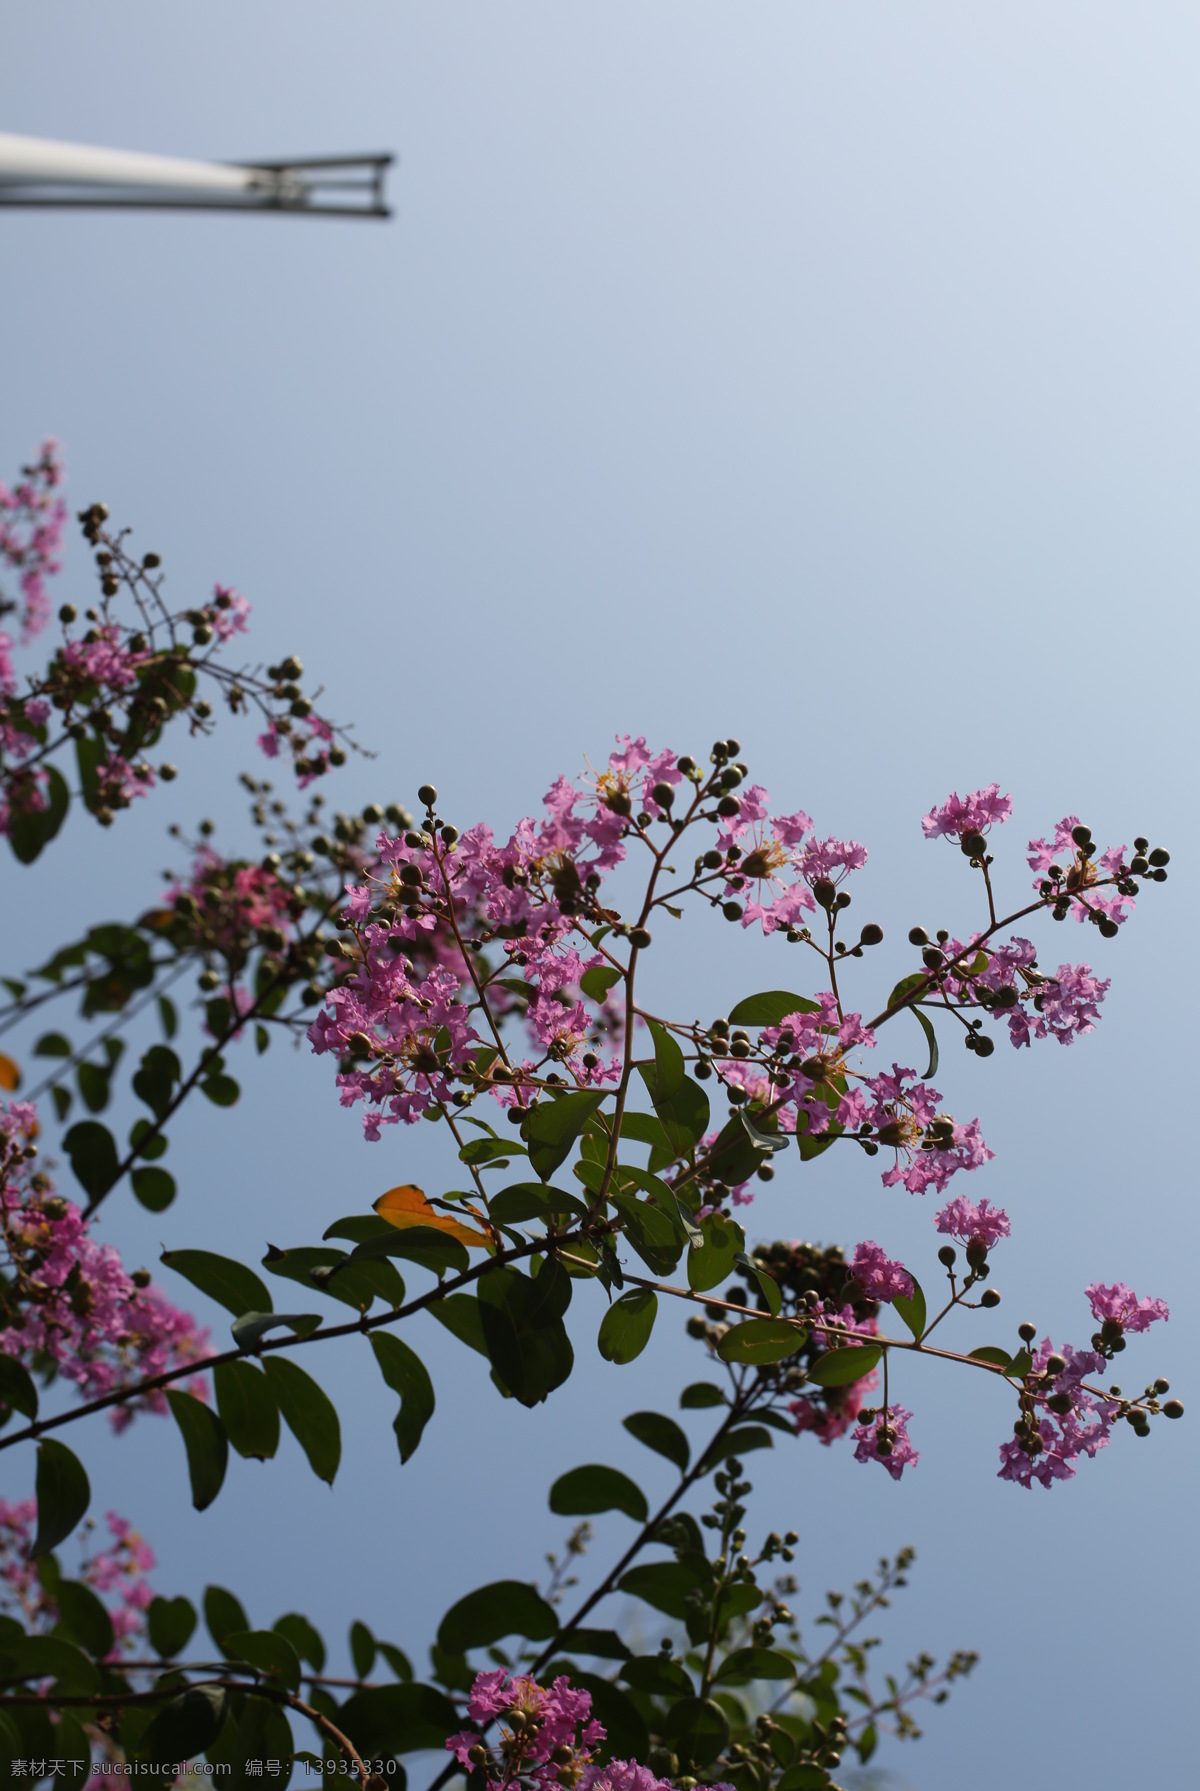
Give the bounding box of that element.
[980,1288,1001,1308]
[417,783,438,809]
[859,922,883,945]
[937,1244,956,1267]
[1163,1399,1184,1419]
[1018,1321,1037,1343]
[131,1268,153,1288]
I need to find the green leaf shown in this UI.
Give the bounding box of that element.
[735,1251,783,1317]
[262,1357,341,1484]
[204,1585,251,1653]
[477,1260,574,1406]
[622,1410,690,1471]
[370,1333,436,1463]
[1010,1348,1034,1378]
[350,1618,376,1679]
[158,995,178,1039]
[427,1291,489,1357]
[437,1580,559,1653]
[137,1686,227,1769]
[739,1108,791,1157]
[611,1190,683,1276]
[8,764,69,864]
[620,1655,696,1698]
[968,1345,1022,1373]
[225,1628,302,1693]
[214,1361,281,1461]
[644,1017,686,1103]
[727,990,819,1027]
[580,965,620,1001]
[458,1134,523,1167]
[525,1089,606,1181]
[33,1440,90,1557]
[687,1212,744,1292]
[718,1317,807,1365]
[337,1683,459,1757]
[76,1061,112,1114]
[597,1288,658,1364]
[147,1595,197,1658]
[549,1464,648,1522]
[52,1579,114,1660]
[274,1612,326,1672]
[201,1074,240,1107]
[230,1311,321,1348]
[62,1120,119,1203]
[680,1381,725,1408]
[264,1243,405,1312]
[0,1633,99,1693]
[636,1067,710,1158]
[858,1722,879,1765]
[554,1627,632,1662]
[714,1646,797,1685]
[488,1182,587,1225]
[132,1045,181,1120]
[698,1425,776,1470]
[33,1031,72,1057]
[887,972,939,1070]
[778,1767,835,1791]
[131,1166,176,1212]
[166,1390,229,1510]
[349,1225,468,1278]
[161,1249,273,1319]
[662,1696,731,1766]
[891,1276,926,1341]
[913,1009,939,1079]
[618,1559,712,1620]
[0,1355,38,1422]
[806,1342,883,1387]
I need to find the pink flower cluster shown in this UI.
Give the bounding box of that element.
[445,1669,605,1790]
[445,1670,735,1791]
[0,1502,155,1658]
[0,1101,209,1427]
[853,1405,919,1482]
[848,1240,914,1304]
[1027,817,1135,927]
[1086,1282,1170,1334]
[997,1341,1117,1490]
[922,783,1012,842]
[934,1195,1011,1255]
[0,440,65,653]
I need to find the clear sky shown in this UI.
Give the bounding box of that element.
[3,7,1197,1787]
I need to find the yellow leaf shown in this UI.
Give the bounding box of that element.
[0,1053,21,1093]
[374,1184,489,1247]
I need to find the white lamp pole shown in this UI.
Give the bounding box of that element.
[0,133,391,217]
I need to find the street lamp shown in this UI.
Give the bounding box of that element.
[0,132,391,218]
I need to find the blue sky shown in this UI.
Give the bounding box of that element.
[3,7,1197,1786]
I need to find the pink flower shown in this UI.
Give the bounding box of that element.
[848,1240,914,1304]
[210,585,251,640]
[1085,1282,1169,1334]
[922,784,1012,841]
[934,1195,1011,1253]
[853,1407,919,1480]
[997,1338,1117,1490]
